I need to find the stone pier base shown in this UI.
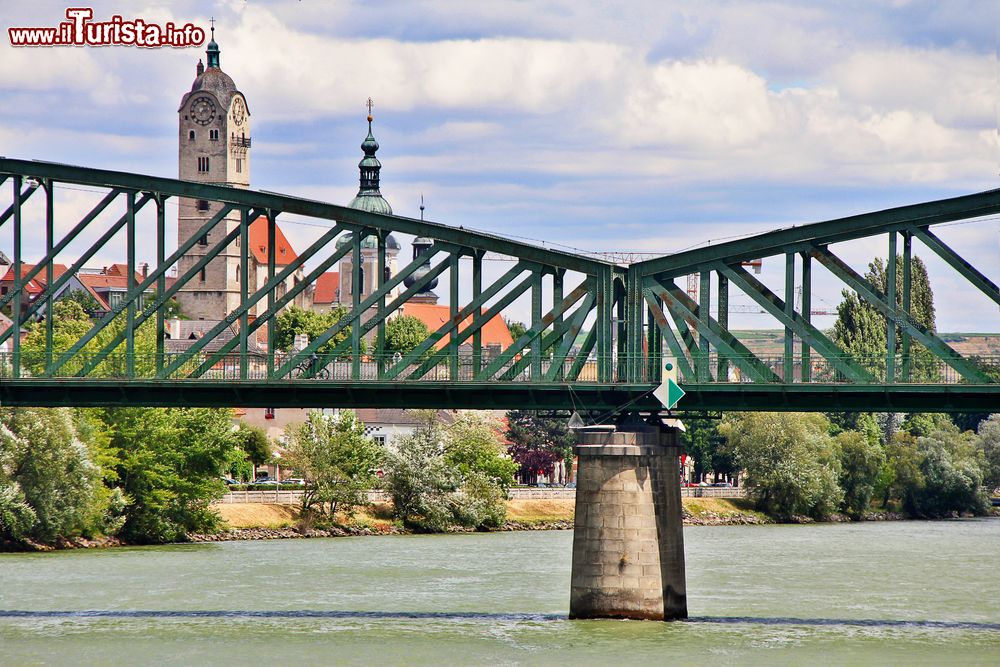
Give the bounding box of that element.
[569,424,687,621]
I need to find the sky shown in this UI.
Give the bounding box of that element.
[1,0,997,331]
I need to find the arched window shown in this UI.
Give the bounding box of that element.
[188,130,195,141]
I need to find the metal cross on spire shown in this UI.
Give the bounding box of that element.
[366,97,374,121]
[210,16,215,36]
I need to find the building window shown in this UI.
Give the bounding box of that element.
[197,199,209,211]
[373,435,387,447]
[188,130,195,141]
[264,408,275,420]
[199,267,206,282]
[197,157,209,172]
[209,129,219,141]
[358,266,365,295]
[236,158,242,173]
[199,234,208,246]
[236,265,240,283]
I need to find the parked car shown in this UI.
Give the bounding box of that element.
[281,478,306,486]
[220,477,237,485]
[712,482,733,488]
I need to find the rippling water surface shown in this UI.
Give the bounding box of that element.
[1,519,998,665]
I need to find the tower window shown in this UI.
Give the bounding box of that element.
[197,157,209,172]
[199,268,206,282]
[199,233,208,246]
[197,199,209,211]
[236,265,240,283]
[210,129,219,141]
[188,130,195,141]
[236,158,242,173]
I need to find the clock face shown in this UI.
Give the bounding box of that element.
[232,97,246,126]
[191,96,216,126]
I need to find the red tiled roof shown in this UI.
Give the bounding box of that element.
[402,303,514,349]
[313,272,340,304]
[103,263,143,282]
[77,273,132,310]
[249,216,298,265]
[0,263,69,294]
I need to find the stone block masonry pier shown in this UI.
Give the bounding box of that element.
[569,423,687,621]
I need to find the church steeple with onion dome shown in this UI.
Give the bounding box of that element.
[348,98,393,215]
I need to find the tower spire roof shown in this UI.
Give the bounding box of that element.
[206,18,220,68]
[348,99,392,216]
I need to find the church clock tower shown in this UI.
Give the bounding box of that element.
[176,26,252,319]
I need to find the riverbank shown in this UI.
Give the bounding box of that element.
[191,497,768,542]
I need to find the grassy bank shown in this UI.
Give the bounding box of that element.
[214,497,767,533]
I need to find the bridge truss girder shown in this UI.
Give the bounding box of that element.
[0,157,997,414]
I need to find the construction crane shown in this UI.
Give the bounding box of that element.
[684,260,835,316]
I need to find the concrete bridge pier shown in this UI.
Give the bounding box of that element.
[569,423,687,621]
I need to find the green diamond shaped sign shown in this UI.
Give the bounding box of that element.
[654,361,685,410]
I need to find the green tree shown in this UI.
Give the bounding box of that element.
[233,423,271,482]
[977,414,1000,492]
[719,412,843,520]
[56,288,101,314]
[103,407,238,543]
[0,407,107,544]
[379,314,431,358]
[506,320,527,341]
[273,304,364,357]
[282,411,384,521]
[836,430,885,518]
[383,415,458,532]
[444,411,518,529]
[680,417,738,483]
[505,410,575,484]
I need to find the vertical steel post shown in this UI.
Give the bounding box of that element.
[239,208,249,380]
[44,178,54,372]
[886,232,897,383]
[377,234,387,377]
[616,280,627,382]
[472,251,483,375]
[698,271,710,382]
[531,269,543,380]
[155,194,166,373]
[351,232,362,379]
[716,270,728,382]
[901,231,912,382]
[11,176,20,378]
[783,253,794,383]
[10,174,22,378]
[625,269,644,383]
[126,191,136,378]
[800,252,812,382]
[596,267,613,383]
[267,211,276,378]
[450,252,460,380]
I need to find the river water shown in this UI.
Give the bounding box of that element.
[1,520,998,665]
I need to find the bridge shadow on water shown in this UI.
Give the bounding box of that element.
[0,610,997,630]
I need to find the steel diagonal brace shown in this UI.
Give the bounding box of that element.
[647,276,781,383]
[0,183,38,228]
[382,266,536,381]
[475,279,592,381]
[67,204,239,376]
[62,206,254,377]
[716,261,874,383]
[906,225,1000,307]
[0,192,154,349]
[164,221,350,379]
[810,244,992,383]
[190,225,367,377]
[403,260,536,381]
[280,253,457,377]
[503,291,594,382]
[642,289,695,383]
[212,241,452,377]
[0,188,122,313]
[566,325,597,381]
[544,291,596,382]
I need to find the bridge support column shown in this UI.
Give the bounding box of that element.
[569,424,687,621]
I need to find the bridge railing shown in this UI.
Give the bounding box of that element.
[2,350,996,385]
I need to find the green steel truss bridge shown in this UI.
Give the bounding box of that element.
[0,157,997,414]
